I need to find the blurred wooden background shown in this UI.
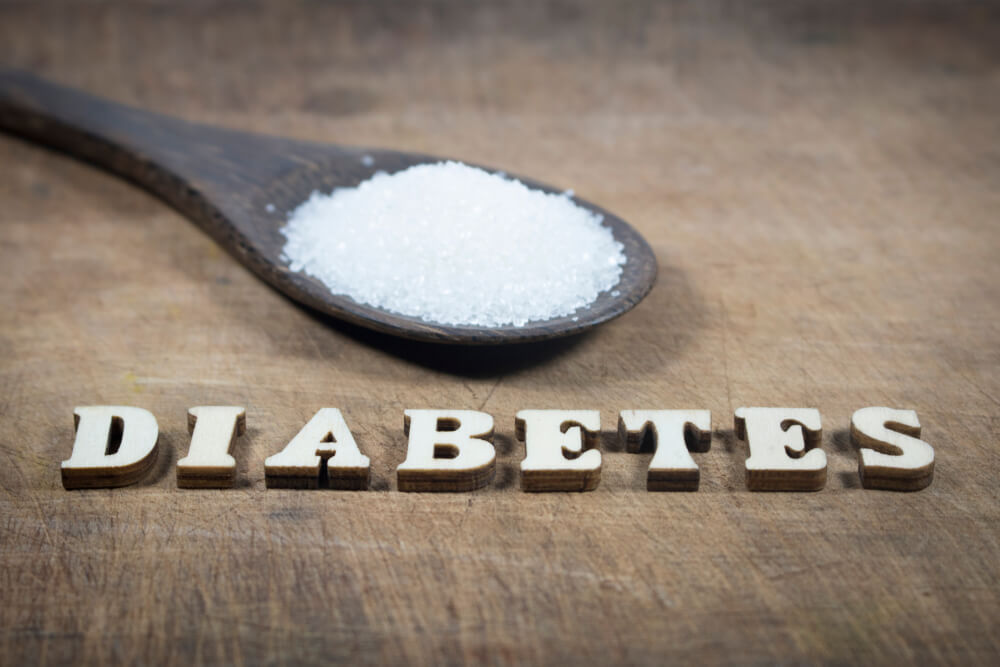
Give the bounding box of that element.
[1,1,998,664]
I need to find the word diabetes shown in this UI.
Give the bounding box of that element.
[60,406,934,492]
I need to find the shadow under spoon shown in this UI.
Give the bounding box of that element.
[0,70,657,344]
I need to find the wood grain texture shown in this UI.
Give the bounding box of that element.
[1,1,999,664]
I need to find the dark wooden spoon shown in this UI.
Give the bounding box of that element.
[0,70,656,344]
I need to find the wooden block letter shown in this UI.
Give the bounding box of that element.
[397,410,495,492]
[735,407,826,491]
[61,406,159,489]
[517,409,601,492]
[265,408,369,490]
[177,406,246,488]
[851,407,934,491]
[619,410,711,491]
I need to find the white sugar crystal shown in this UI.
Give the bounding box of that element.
[361,154,375,167]
[280,161,626,327]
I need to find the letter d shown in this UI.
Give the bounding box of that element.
[62,406,159,489]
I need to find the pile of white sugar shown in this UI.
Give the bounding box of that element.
[280,161,626,327]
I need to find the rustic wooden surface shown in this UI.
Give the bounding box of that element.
[1,1,998,664]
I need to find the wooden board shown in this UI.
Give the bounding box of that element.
[1,1,998,664]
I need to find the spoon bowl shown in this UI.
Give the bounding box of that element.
[0,71,656,344]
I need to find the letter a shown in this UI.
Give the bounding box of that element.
[265,409,370,490]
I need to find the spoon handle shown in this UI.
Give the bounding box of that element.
[0,70,332,209]
[0,69,210,188]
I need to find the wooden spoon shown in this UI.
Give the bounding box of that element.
[0,70,657,344]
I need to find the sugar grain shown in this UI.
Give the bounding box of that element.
[280,162,626,327]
